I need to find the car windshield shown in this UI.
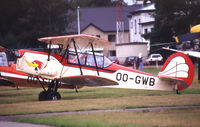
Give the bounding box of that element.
[152,55,161,58]
[128,57,134,60]
[68,51,112,68]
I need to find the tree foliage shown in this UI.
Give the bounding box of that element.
[0,0,117,49]
[0,0,75,49]
[149,0,200,52]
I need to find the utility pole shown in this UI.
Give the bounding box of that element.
[116,0,124,44]
[77,6,80,35]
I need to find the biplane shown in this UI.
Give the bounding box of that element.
[0,34,195,101]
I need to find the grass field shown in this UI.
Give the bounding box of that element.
[13,108,200,127]
[0,67,200,126]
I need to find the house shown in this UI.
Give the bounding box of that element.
[67,5,142,56]
[67,3,155,63]
[128,4,155,51]
[116,3,155,63]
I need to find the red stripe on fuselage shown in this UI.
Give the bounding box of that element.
[19,50,156,76]
[0,65,28,76]
[105,63,155,76]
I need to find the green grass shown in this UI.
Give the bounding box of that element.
[0,67,199,116]
[13,108,200,127]
[1,67,200,126]
[143,68,161,75]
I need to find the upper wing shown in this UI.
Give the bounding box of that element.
[58,75,118,87]
[38,34,111,48]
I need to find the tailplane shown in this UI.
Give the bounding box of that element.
[158,53,194,90]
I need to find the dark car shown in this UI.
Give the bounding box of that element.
[124,56,138,66]
[108,56,119,64]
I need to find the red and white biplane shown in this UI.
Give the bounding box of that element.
[0,34,195,101]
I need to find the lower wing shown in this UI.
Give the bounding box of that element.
[0,77,15,86]
[58,75,118,87]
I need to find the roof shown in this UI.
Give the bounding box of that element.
[67,5,142,34]
[130,4,155,15]
[139,21,154,26]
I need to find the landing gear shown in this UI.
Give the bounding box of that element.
[38,80,61,101]
[75,85,79,93]
[176,90,181,95]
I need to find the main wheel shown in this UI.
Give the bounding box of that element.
[48,92,61,100]
[38,91,49,101]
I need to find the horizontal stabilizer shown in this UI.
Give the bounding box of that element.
[158,76,188,89]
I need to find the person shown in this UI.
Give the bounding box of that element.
[138,53,144,70]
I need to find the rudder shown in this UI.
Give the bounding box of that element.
[158,52,194,90]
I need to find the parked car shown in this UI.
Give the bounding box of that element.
[108,56,119,64]
[145,54,163,65]
[124,56,139,66]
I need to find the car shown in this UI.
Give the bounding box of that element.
[145,54,163,65]
[108,56,119,64]
[124,56,139,66]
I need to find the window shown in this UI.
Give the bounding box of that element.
[144,29,148,34]
[130,21,133,29]
[139,19,141,34]
[151,28,153,32]
[67,51,112,68]
[96,35,100,38]
[108,35,116,42]
[134,19,137,34]
[109,51,116,56]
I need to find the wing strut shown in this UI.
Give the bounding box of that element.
[60,44,69,63]
[91,43,99,76]
[72,38,83,75]
[47,41,52,61]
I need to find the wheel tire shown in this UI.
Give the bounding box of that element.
[55,92,61,100]
[38,91,49,101]
[49,92,61,100]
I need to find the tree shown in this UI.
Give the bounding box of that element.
[14,0,76,48]
[0,0,76,48]
[149,0,200,53]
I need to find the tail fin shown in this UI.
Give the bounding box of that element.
[158,52,194,90]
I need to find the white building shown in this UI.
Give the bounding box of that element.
[128,4,155,52]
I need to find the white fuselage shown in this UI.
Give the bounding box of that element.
[16,52,176,91]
